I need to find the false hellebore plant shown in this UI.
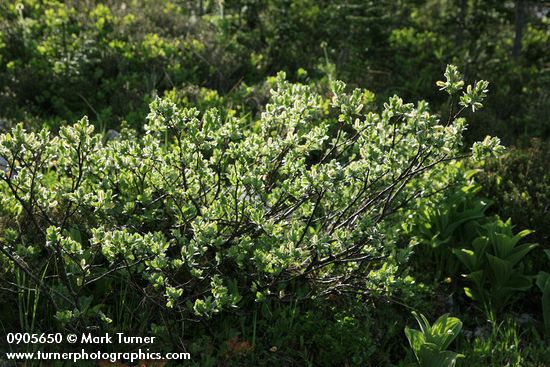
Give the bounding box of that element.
[0,66,501,326]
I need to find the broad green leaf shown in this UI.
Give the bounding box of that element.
[537,271,550,292]
[453,248,476,272]
[506,243,538,267]
[486,254,512,284]
[417,344,463,367]
[405,327,425,356]
[431,315,462,350]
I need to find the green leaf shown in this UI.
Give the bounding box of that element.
[537,271,550,292]
[486,254,512,284]
[417,344,463,367]
[506,243,537,267]
[431,314,462,350]
[405,327,425,357]
[453,248,476,272]
[412,311,432,335]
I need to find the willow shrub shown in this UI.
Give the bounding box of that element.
[0,66,500,334]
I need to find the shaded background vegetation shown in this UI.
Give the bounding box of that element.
[1,1,548,143]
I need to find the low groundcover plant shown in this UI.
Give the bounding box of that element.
[0,66,501,362]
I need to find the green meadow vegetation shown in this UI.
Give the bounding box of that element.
[0,1,549,366]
